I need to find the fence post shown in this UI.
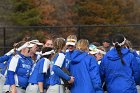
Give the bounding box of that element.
[77,26,81,40]
[3,27,6,54]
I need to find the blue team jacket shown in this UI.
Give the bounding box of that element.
[100,48,140,93]
[5,53,33,88]
[69,50,103,93]
[49,52,71,85]
[28,58,50,88]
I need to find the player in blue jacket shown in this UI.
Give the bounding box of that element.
[0,39,43,76]
[0,54,12,93]
[26,47,54,93]
[0,55,11,74]
[4,41,34,93]
[124,39,140,92]
[0,49,15,74]
[100,34,140,93]
[69,39,103,93]
[65,35,77,93]
[65,35,77,70]
[0,48,17,93]
[47,38,74,93]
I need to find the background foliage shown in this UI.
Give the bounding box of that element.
[0,0,140,52]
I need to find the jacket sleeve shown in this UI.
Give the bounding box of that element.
[53,53,71,81]
[7,56,19,85]
[0,55,11,63]
[88,57,103,93]
[5,49,14,56]
[131,55,140,85]
[52,65,70,81]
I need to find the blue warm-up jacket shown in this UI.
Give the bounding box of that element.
[69,50,103,93]
[100,48,140,93]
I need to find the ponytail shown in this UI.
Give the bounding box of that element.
[13,41,26,55]
[13,43,19,55]
[115,43,125,65]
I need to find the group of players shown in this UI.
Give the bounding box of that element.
[0,34,140,93]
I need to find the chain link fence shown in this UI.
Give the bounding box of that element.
[0,24,140,55]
